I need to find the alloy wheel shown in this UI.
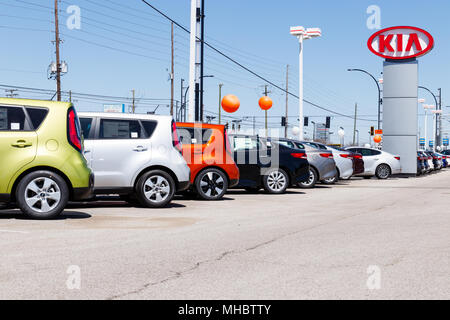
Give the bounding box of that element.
[144,175,171,204]
[267,170,287,192]
[24,177,61,213]
[200,171,225,198]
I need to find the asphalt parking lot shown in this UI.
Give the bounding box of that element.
[1,171,449,300]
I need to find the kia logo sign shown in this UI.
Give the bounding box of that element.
[368,26,434,60]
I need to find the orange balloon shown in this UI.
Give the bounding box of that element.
[259,96,273,111]
[221,94,240,113]
[374,135,382,143]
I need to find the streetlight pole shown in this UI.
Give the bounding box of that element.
[419,86,439,150]
[291,26,321,141]
[347,69,382,130]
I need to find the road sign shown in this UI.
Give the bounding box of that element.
[375,129,383,135]
[443,138,449,146]
[429,140,434,147]
[104,104,125,113]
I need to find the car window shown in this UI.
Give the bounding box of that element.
[278,140,296,148]
[99,119,143,139]
[294,142,305,149]
[0,106,30,131]
[360,148,379,156]
[233,136,260,151]
[141,120,157,138]
[80,117,93,139]
[370,149,382,156]
[25,107,48,129]
[177,127,213,145]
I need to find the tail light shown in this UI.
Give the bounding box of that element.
[224,129,232,155]
[67,108,82,152]
[340,154,350,158]
[428,157,432,160]
[320,153,333,159]
[433,156,438,160]
[352,154,362,159]
[171,120,182,153]
[291,152,307,159]
[394,156,401,161]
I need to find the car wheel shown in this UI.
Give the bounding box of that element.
[195,168,228,200]
[299,168,318,189]
[15,171,69,219]
[263,168,289,194]
[375,164,391,179]
[136,170,175,208]
[322,173,338,185]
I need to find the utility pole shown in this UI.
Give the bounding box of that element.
[353,103,358,146]
[285,65,289,138]
[437,88,442,148]
[69,90,72,103]
[218,83,223,124]
[54,0,62,101]
[263,85,270,136]
[170,22,174,116]
[199,0,205,122]
[188,0,198,122]
[5,89,18,98]
[131,89,136,113]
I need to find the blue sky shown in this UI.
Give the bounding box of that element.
[1,0,449,144]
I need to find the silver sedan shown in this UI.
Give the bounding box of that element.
[276,139,337,188]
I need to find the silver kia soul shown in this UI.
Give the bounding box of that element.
[78,112,190,208]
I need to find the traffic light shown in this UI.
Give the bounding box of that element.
[304,117,309,127]
[326,117,331,129]
[370,126,375,136]
[281,116,286,127]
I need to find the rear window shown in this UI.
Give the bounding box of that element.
[0,106,29,131]
[141,120,157,138]
[99,119,143,139]
[177,127,213,145]
[25,107,48,129]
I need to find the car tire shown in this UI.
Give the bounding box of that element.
[375,164,391,179]
[263,168,289,194]
[15,171,69,219]
[321,173,338,185]
[299,168,318,189]
[136,170,175,208]
[195,168,228,200]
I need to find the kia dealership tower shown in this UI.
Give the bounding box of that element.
[367,26,434,175]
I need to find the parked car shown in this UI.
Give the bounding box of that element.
[345,147,402,179]
[0,98,94,219]
[437,153,448,168]
[303,142,354,181]
[417,151,426,175]
[230,135,310,193]
[420,151,433,172]
[274,138,337,188]
[79,113,190,208]
[176,122,239,200]
[442,150,450,156]
[424,151,442,170]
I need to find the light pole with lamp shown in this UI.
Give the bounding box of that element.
[311,121,316,141]
[290,26,321,140]
[338,127,345,147]
[347,68,382,130]
[419,86,440,149]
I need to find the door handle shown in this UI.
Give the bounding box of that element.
[133,146,148,152]
[11,140,32,148]
[84,149,91,154]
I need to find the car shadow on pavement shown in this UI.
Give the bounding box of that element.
[226,190,305,195]
[67,201,186,209]
[0,210,91,220]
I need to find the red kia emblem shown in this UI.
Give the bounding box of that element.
[367,26,434,60]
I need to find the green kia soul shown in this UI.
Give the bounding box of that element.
[0,98,94,219]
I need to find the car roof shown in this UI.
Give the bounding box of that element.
[78,112,172,121]
[0,97,71,108]
[176,122,225,130]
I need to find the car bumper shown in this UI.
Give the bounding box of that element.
[229,179,239,188]
[72,173,95,201]
[177,180,190,192]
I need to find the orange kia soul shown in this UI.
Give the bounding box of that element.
[176,123,239,200]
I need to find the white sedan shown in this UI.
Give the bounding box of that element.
[346,147,401,179]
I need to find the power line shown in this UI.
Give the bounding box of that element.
[139,0,375,122]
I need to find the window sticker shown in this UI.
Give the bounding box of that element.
[131,132,138,138]
[11,123,20,130]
